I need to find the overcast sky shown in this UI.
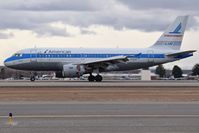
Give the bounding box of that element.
[0,0,199,69]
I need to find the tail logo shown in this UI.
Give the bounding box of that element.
[169,23,181,34]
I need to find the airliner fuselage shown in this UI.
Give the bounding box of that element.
[4,16,196,81]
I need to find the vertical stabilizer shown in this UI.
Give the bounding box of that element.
[150,16,188,50]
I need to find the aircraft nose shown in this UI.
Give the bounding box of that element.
[4,58,9,67]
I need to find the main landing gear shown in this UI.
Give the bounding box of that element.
[88,74,103,82]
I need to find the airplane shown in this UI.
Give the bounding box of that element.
[4,16,196,82]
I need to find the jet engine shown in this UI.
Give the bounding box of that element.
[56,64,85,78]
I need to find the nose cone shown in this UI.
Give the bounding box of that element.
[4,58,10,67]
[4,59,8,67]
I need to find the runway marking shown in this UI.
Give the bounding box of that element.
[0,114,199,118]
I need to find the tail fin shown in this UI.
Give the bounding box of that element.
[150,16,189,50]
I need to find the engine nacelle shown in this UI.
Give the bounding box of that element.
[62,64,85,78]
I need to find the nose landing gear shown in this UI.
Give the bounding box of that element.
[30,72,37,82]
[30,76,35,82]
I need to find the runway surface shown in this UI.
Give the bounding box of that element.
[0,80,199,87]
[0,81,199,132]
[0,102,199,133]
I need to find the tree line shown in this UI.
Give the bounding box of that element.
[155,64,199,78]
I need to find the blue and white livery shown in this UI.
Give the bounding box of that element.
[4,16,196,81]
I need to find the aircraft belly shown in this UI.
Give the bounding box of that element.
[11,62,62,71]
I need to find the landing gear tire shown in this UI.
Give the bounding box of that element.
[95,75,103,82]
[88,75,95,82]
[30,76,35,82]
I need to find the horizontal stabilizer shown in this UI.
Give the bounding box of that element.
[166,50,196,57]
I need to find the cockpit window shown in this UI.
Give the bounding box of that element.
[13,53,23,57]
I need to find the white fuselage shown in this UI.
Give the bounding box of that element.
[4,47,184,73]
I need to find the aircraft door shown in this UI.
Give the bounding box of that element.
[30,48,37,62]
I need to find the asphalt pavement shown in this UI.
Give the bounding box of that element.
[0,102,199,133]
[0,80,199,87]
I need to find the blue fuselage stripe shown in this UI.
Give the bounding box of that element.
[5,53,165,62]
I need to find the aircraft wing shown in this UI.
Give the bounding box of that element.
[80,55,129,69]
[166,50,196,57]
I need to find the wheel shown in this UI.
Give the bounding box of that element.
[95,75,103,82]
[88,75,95,82]
[30,76,35,82]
